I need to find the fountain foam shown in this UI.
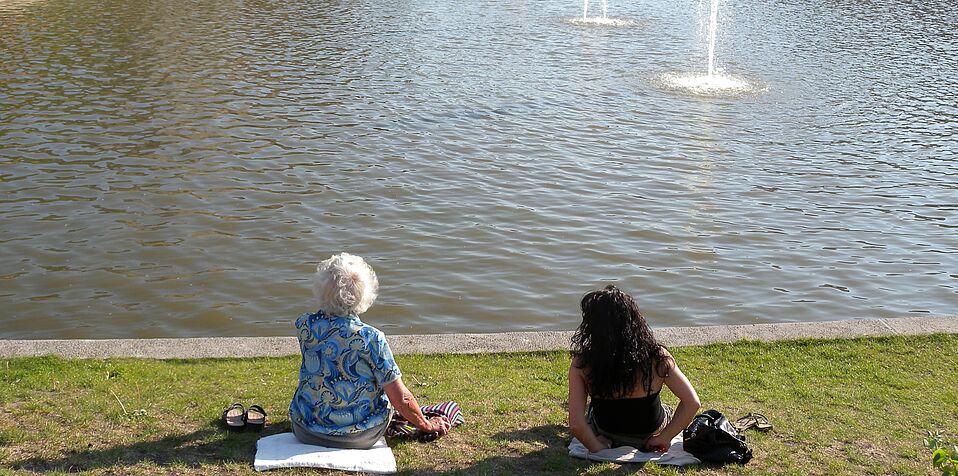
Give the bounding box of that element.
[570,1,636,27]
[660,72,753,95]
[568,16,637,26]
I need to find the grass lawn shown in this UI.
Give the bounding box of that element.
[1,333,956,475]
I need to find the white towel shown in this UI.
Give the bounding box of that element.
[254,432,397,473]
[568,434,700,466]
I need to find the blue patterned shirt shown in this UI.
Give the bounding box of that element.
[288,310,401,435]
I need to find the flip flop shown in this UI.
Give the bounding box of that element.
[245,404,267,432]
[223,403,246,432]
[732,413,755,431]
[733,412,773,431]
[754,414,773,430]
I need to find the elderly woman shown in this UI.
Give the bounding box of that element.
[289,253,450,449]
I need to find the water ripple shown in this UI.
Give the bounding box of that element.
[0,0,956,338]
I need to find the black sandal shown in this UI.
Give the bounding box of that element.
[223,403,246,432]
[245,404,267,431]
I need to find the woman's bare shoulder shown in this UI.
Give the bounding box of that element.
[658,347,677,367]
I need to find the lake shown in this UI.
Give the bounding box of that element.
[1,0,955,338]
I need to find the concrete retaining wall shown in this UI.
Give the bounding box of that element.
[1,316,955,359]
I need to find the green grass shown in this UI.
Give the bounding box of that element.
[1,334,956,475]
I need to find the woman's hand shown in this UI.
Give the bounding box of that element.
[644,433,671,453]
[595,434,613,451]
[423,415,451,436]
[385,378,453,437]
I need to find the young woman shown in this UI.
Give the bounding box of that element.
[568,284,701,453]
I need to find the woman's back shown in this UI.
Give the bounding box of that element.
[590,392,666,435]
[290,310,399,435]
[574,358,671,437]
[567,285,700,453]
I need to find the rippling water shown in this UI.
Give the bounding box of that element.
[1,0,956,338]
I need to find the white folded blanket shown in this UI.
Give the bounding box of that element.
[568,434,700,466]
[254,432,396,473]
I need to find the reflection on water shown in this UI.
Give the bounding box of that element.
[0,0,956,338]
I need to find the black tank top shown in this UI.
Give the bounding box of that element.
[590,390,665,435]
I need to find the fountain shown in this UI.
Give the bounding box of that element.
[660,0,752,95]
[582,0,608,21]
[572,0,634,26]
[706,0,719,76]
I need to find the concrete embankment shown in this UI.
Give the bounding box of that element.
[0,316,955,360]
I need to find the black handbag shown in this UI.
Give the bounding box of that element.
[683,409,753,464]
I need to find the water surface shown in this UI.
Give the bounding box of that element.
[1,0,956,338]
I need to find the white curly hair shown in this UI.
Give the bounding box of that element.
[313,252,379,316]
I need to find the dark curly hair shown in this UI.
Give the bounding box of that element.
[571,284,672,399]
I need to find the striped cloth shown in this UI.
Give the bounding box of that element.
[385,401,464,441]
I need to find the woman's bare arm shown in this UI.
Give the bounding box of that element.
[568,363,612,452]
[645,355,700,451]
[383,378,450,435]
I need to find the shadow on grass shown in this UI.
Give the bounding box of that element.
[395,424,672,475]
[13,421,712,474]
[11,419,289,472]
